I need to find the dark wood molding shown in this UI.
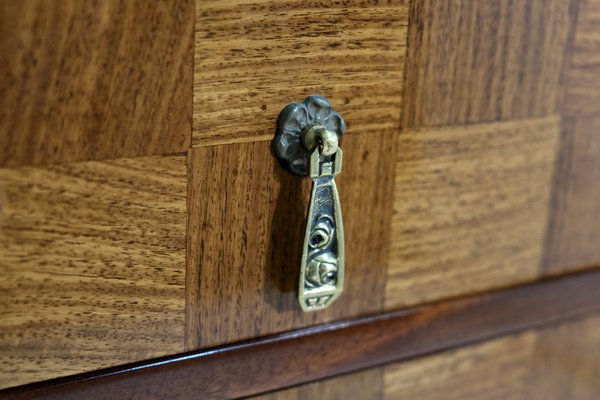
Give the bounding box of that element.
[4,269,600,400]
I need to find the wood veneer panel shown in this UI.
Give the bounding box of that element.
[186,132,395,349]
[384,313,600,400]
[193,0,408,146]
[564,0,600,117]
[525,313,600,399]
[543,116,600,273]
[385,332,537,399]
[4,270,600,399]
[0,156,187,388]
[402,0,577,128]
[0,0,193,167]
[386,117,559,309]
[543,0,600,274]
[250,368,383,400]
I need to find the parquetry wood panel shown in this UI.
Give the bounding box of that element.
[0,0,193,168]
[563,0,600,117]
[385,331,538,399]
[384,313,600,400]
[0,156,187,388]
[386,117,560,309]
[193,0,408,146]
[543,116,600,273]
[402,0,577,128]
[250,368,383,400]
[186,132,395,349]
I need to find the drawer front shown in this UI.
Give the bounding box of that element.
[1,0,600,390]
[185,0,596,350]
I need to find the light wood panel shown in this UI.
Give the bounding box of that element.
[0,156,187,388]
[384,312,600,400]
[385,331,538,399]
[193,0,408,146]
[186,132,395,349]
[250,368,383,400]
[524,312,600,399]
[543,116,600,273]
[386,117,560,309]
[564,0,600,117]
[402,0,577,128]
[0,0,193,168]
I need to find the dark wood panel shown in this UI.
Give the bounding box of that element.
[0,156,187,388]
[543,116,600,273]
[0,0,193,167]
[251,368,383,400]
[4,269,600,400]
[563,0,600,117]
[387,117,559,309]
[384,313,600,400]
[186,132,395,349]
[193,0,408,146]
[402,0,577,128]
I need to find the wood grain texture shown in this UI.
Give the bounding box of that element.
[193,0,408,146]
[402,0,578,128]
[386,117,560,309]
[186,131,395,349]
[385,331,538,400]
[0,0,193,168]
[0,156,187,388]
[384,313,600,400]
[250,368,383,400]
[563,0,600,117]
[4,269,600,400]
[261,313,600,400]
[525,312,600,400]
[543,116,600,273]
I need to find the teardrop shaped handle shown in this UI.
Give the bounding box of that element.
[272,96,346,312]
[299,145,344,311]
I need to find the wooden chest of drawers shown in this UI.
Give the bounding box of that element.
[1,0,599,398]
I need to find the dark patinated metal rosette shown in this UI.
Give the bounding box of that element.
[272,96,346,175]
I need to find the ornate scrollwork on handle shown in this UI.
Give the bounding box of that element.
[298,145,344,311]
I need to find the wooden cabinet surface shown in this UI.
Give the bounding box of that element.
[1,0,599,398]
[253,313,600,400]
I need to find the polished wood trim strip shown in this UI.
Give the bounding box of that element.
[4,269,600,400]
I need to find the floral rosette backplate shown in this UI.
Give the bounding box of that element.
[273,96,346,175]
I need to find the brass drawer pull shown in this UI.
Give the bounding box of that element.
[273,96,346,312]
